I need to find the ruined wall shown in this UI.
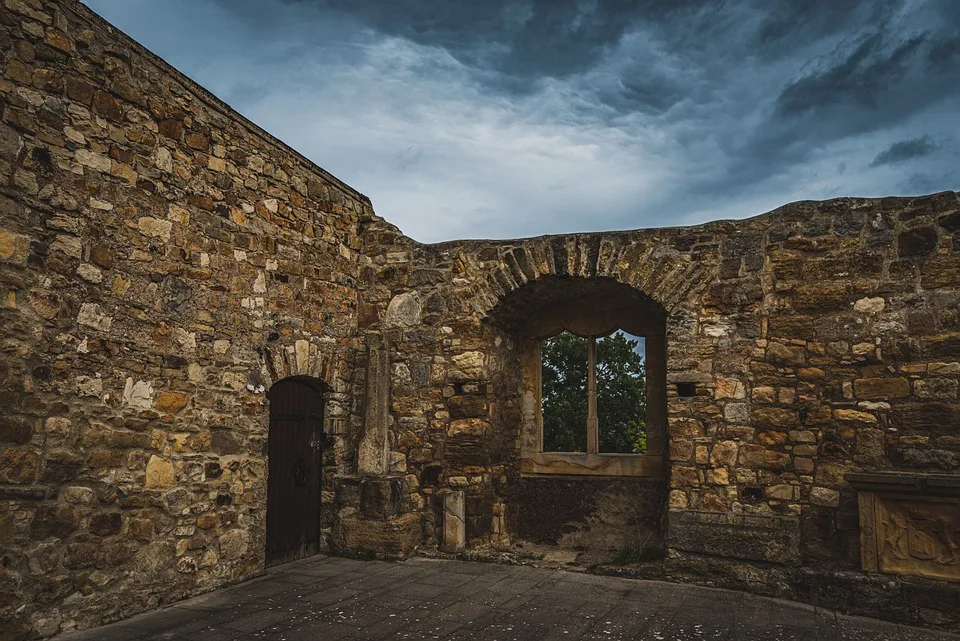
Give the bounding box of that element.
[0,0,377,636]
[362,193,960,627]
[3,0,960,637]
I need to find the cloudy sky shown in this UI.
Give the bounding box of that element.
[83,0,959,243]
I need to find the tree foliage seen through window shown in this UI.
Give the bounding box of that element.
[541,331,647,454]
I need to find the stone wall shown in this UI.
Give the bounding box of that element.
[3,0,960,637]
[362,193,960,628]
[0,0,380,636]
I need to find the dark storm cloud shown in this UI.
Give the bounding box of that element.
[871,137,940,167]
[701,0,960,204]
[271,0,682,80]
[85,0,960,241]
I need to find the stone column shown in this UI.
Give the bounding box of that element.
[357,332,389,474]
[333,331,422,558]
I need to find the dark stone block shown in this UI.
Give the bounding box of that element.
[334,475,362,509]
[924,333,960,358]
[898,227,939,257]
[30,505,79,540]
[465,493,494,541]
[410,362,430,387]
[550,237,568,276]
[89,512,122,537]
[834,211,864,235]
[939,210,960,232]
[443,439,490,466]
[900,192,960,221]
[162,277,192,312]
[892,403,960,435]
[40,456,82,484]
[721,232,762,258]
[447,395,488,419]
[0,416,32,444]
[359,477,403,520]
[511,477,665,551]
[719,258,741,280]
[883,337,922,362]
[667,510,801,565]
[706,280,763,313]
[801,217,831,236]
[210,430,244,455]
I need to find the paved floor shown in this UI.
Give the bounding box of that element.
[57,554,959,641]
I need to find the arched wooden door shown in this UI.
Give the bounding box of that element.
[266,377,325,566]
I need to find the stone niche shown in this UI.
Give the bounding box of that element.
[847,472,960,582]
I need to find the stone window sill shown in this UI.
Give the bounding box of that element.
[519,452,664,477]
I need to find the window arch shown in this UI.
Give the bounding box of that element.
[491,276,667,477]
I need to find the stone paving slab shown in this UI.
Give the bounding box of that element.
[53,555,960,641]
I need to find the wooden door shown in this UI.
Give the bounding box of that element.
[266,377,324,566]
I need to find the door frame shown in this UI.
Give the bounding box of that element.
[265,375,328,567]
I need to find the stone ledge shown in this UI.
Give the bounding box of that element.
[846,471,960,497]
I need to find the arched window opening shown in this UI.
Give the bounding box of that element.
[490,276,666,478]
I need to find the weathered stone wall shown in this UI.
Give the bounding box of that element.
[0,0,379,636]
[362,193,960,628]
[3,0,960,636]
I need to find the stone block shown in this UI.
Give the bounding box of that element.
[359,476,403,520]
[332,508,421,559]
[854,378,911,399]
[0,229,29,263]
[898,227,938,257]
[667,510,801,565]
[739,444,791,471]
[383,292,421,328]
[449,351,487,381]
[671,417,705,437]
[447,418,490,438]
[753,407,800,429]
[447,395,489,419]
[442,490,465,553]
[153,391,188,414]
[145,455,175,488]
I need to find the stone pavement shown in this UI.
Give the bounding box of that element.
[56,555,959,641]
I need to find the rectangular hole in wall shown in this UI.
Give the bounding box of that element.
[676,382,696,398]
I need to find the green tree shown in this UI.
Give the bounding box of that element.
[540,331,647,454]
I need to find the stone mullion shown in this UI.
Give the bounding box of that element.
[587,336,599,454]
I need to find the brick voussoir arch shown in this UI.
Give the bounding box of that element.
[259,339,340,392]
[471,233,718,322]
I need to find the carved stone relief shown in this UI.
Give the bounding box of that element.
[874,496,960,581]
